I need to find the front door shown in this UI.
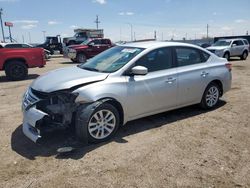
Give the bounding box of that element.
[126,47,178,119]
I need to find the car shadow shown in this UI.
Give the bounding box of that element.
[11,101,226,160]
[0,74,39,83]
[60,61,79,65]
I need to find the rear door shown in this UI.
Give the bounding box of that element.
[231,40,244,56]
[174,47,211,106]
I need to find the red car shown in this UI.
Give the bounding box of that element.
[64,38,114,63]
[0,44,46,80]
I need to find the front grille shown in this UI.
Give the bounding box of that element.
[31,88,50,99]
[23,89,39,109]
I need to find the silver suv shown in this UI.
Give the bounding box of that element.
[206,38,249,60]
[22,42,232,144]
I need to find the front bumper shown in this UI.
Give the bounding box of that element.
[64,48,77,60]
[22,107,48,143]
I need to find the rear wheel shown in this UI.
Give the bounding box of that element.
[76,53,87,63]
[223,52,230,61]
[5,61,28,81]
[200,83,220,109]
[241,51,248,60]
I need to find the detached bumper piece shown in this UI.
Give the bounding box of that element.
[22,88,78,143]
[22,107,48,143]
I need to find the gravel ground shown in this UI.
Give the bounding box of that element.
[0,56,249,188]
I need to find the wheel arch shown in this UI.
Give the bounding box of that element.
[77,51,89,59]
[3,58,27,70]
[208,79,223,97]
[97,97,124,126]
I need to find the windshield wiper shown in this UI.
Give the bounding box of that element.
[80,66,100,72]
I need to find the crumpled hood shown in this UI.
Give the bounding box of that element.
[206,46,229,50]
[31,66,109,92]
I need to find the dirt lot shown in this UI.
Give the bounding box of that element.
[0,56,249,188]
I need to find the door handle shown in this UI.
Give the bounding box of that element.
[165,77,176,84]
[201,71,209,77]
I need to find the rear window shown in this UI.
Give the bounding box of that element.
[243,40,249,45]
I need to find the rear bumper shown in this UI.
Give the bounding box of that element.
[223,72,232,94]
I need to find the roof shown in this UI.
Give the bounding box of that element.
[0,43,10,47]
[119,41,201,49]
[218,38,247,41]
[0,43,32,47]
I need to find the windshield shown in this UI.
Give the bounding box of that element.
[80,39,91,45]
[213,40,231,46]
[78,46,144,73]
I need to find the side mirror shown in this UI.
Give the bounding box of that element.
[88,42,94,46]
[232,44,237,47]
[131,66,148,76]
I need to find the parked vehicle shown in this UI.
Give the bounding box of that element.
[36,36,63,55]
[0,45,46,80]
[22,41,232,144]
[64,38,113,63]
[63,28,104,46]
[206,38,249,60]
[0,42,51,59]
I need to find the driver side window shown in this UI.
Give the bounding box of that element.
[135,47,173,72]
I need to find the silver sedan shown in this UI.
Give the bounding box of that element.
[22,41,232,143]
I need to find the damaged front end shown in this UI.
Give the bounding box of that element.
[22,88,79,143]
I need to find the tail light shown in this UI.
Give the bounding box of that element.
[225,63,232,72]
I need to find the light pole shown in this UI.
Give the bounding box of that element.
[0,8,5,42]
[126,23,133,41]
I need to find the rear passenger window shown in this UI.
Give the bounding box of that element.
[5,44,22,48]
[175,47,208,67]
[243,40,249,45]
[135,47,173,72]
[233,40,244,46]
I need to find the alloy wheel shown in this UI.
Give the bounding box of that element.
[88,109,116,140]
[206,86,219,107]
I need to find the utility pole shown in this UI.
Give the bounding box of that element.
[206,24,209,39]
[28,32,31,43]
[126,23,133,41]
[42,31,46,41]
[0,8,5,42]
[154,30,157,40]
[94,15,100,29]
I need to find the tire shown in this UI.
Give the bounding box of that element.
[223,52,230,61]
[241,51,248,60]
[5,61,28,81]
[71,58,77,63]
[76,53,87,63]
[75,102,120,143]
[200,83,220,109]
[45,52,50,59]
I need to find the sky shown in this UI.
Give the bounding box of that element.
[0,0,249,43]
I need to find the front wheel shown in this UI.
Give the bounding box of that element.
[200,83,220,109]
[223,52,230,61]
[76,53,87,63]
[75,103,120,143]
